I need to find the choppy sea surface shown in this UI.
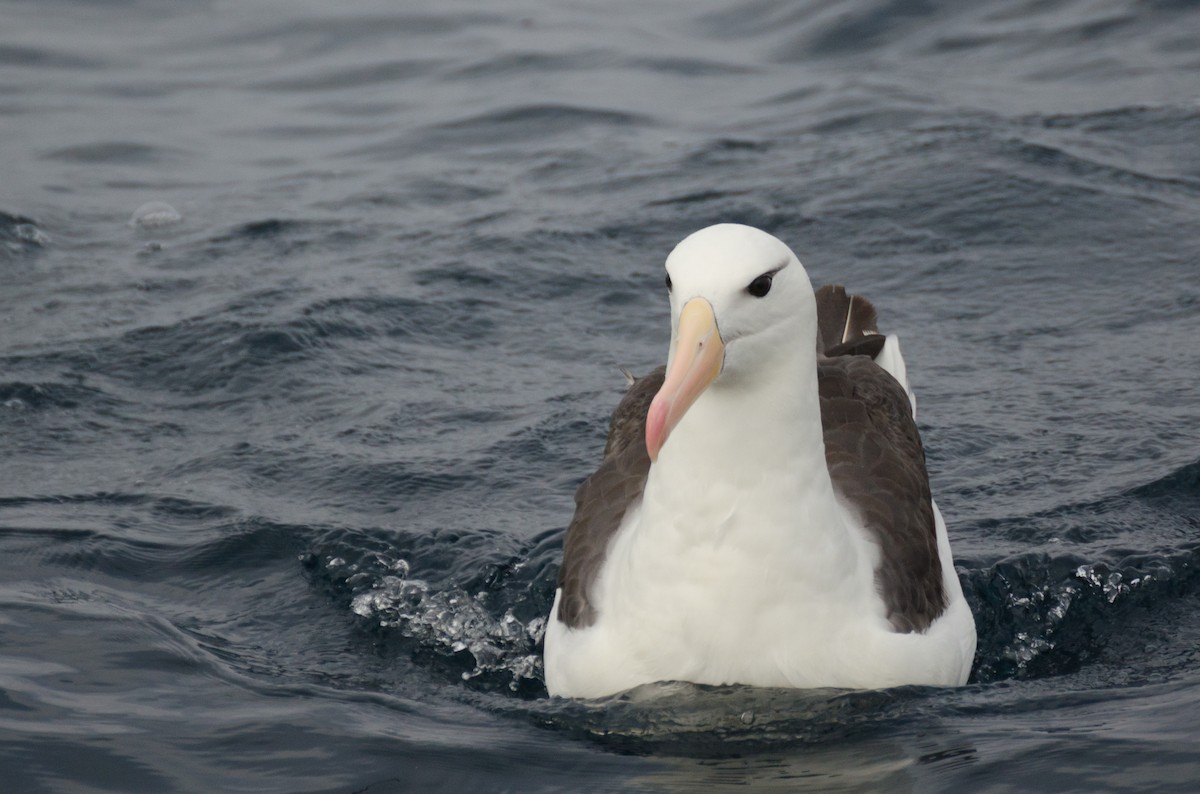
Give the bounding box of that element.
[3,0,1199,790]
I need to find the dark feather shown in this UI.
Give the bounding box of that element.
[814,284,881,357]
[557,367,662,628]
[823,334,887,359]
[817,356,946,631]
[816,285,944,629]
[602,367,663,460]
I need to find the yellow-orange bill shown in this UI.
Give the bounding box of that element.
[646,298,725,462]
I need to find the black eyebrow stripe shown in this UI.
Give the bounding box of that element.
[749,264,785,283]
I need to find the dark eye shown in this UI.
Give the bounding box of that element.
[665,273,673,291]
[746,273,773,298]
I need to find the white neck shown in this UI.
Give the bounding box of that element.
[639,340,851,561]
[608,338,876,638]
[657,343,827,487]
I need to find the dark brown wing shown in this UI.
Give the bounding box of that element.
[818,354,947,632]
[815,283,945,631]
[556,367,663,628]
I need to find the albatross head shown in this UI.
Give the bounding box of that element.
[646,223,817,462]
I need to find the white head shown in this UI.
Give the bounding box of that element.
[646,224,817,461]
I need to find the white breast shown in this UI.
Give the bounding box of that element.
[544,487,975,699]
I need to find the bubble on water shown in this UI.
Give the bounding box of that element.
[130,201,182,229]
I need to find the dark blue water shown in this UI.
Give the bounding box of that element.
[3,0,1200,790]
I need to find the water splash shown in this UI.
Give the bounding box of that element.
[977,554,1176,682]
[994,573,1077,675]
[0,211,50,255]
[1075,563,1147,604]
[319,552,545,690]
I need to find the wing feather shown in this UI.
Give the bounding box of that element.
[556,367,662,628]
[818,354,946,632]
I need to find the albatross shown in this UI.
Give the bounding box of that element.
[543,223,976,699]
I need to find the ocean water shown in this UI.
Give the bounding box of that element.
[2,0,1199,790]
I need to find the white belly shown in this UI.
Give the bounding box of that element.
[544,498,975,699]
